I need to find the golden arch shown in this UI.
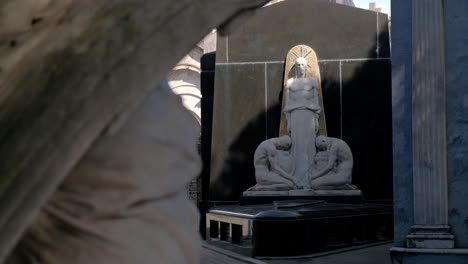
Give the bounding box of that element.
[279,44,327,136]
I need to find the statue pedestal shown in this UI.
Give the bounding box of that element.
[289,189,362,196]
[241,186,363,205]
[243,189,361,197]
[242,190,290,196]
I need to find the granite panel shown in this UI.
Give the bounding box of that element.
[341,60,392,200]
[210,64,267,200]
[217,0,381,63]
[377,13,391,58]
[319,61,341,138]
[201,71,215,97]
[390,0,414,248]
[265,62,285,139]
[445,0,468,248]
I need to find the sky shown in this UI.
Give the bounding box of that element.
[353,0,391,15]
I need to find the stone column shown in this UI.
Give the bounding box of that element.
[168,45,203,124]
[168,32,217,203]
[407,0,454,249]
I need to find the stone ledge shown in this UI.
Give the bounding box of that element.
[243,189,362,197]
[390,247,468,255]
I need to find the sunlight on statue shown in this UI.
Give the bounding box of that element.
[244,45,360,196]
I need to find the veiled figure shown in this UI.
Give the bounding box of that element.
[284,57,321,186]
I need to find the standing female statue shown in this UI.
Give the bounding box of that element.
[283,57,321,186]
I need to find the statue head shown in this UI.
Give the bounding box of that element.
[316,136,328,150]
[274,135,292,150]
[293,57,308,78]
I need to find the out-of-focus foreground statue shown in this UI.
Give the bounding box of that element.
[0,0,269,263]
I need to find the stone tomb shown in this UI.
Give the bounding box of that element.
[206,0,392,202]
[201,0,393,256]
[206,201,392,257]
[243,45,361,197]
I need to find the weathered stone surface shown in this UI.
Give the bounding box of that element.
[8,82,203,264]
[390,0,414,248]
[0,0,269,261]
[216,0,387,63]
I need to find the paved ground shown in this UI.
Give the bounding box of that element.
[201,248,247,264]
[262,243,392,264]
[201,244,264,264]
[201,242,393,264]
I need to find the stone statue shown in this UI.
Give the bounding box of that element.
[247,136,300,191]
[309,136,355,189]
[244,47,359,196]
[283,57,321,186]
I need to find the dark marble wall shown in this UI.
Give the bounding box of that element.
[200,52,216,202]
[391,0,414,248]
[444,0,468,250]
[208,0,392,201]
[199,52,216,238]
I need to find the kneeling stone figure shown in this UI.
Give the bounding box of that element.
[247,136,300,191]
[309,136,356,189]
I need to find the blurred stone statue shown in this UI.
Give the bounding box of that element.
[309,136,355,189]
[283,57,321,186]
[247,136,300,191]
[6,83,202,264]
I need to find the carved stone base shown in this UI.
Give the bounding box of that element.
[243,188,361,197]
[407,225,455,249]
[289,189,362,196]
[242,190,290,196]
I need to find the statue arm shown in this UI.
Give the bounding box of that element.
[311,150,337,180]
[271,163,299,186]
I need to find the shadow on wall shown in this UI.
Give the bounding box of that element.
[208,29,392,201]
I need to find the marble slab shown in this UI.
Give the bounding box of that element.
[243,190,289,196]
[289,189,362,196]
[243,189,361,197]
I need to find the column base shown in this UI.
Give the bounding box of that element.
[407,225,455,249]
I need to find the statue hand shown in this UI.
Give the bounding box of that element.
[292,179,303,189]
[311,172,321,179]
[271,163,279,172]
